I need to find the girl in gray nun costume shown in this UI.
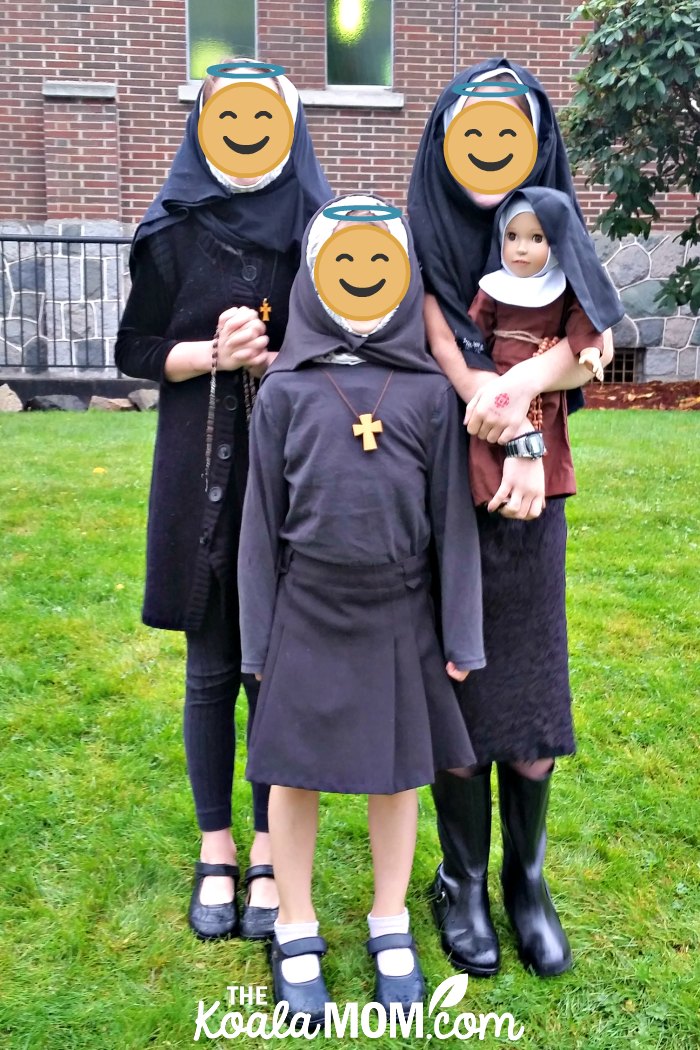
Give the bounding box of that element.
[237,194,485,1023]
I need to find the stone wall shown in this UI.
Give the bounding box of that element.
[0,220,132,375]
[1,219,698,382]
[595,233,700,381]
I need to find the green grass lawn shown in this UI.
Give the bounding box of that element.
[0,409,698,1049]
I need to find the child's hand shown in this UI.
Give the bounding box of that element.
[488,455,545,520]
[446,662,470,682]
[579,347,605,382]
[255,673,263,682]
[246,350,278,379]
[465,375,537,444]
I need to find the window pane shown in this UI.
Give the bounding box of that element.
[327,0,392,86]
[188,0,255,80]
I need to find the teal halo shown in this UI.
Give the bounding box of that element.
[205,62,286,79]
[322,204,403,222]
[452,80,530,98]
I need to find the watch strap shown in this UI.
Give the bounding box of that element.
[504,431,546,459]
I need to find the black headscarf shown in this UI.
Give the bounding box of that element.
[487,189,624,332]
[408,57,583,368]
[264,195,442,379]
[131,82,331,257]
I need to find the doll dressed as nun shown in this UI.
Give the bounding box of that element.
[468,187,621,507]
[237,194,484,1022]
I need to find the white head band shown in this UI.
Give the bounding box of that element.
[306,194,409,336]
[443,66,541,137]
[479,198,565,306]
[202,74,299,193]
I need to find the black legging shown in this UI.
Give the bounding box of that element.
[184,579,270,834]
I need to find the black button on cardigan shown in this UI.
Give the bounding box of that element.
[114,216,299,631]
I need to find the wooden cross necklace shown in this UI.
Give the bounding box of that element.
[322,369,394,451]
[222,244,276,323]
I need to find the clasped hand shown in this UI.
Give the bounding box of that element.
[216,306,269,372]
[464,375,545,521]
[487,455,545,521]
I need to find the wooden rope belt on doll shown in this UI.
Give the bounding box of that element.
[492,330,560,432]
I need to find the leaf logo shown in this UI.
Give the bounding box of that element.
[428,974,470,1016]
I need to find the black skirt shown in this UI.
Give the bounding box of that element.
[246,549,477,794]
[458,498,575,763]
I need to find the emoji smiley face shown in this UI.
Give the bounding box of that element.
[444,100,538,195]
[314,225,411,322]
[198,81,294,179]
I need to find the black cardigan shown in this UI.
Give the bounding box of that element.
[115,216,299,631]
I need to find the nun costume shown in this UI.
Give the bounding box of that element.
[115,67,331,942]
[238,194,484,1020]
[468,188,624,506]
[408,60,614,981]
[408,59,585,398]
[239,194,484,794]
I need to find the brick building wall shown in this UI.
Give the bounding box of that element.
[1,1,697,381]
[1,0,695,227]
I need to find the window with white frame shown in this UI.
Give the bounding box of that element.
[326,0,392,87]
[188,0,256,81]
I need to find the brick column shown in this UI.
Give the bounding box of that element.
[42,81,120,221]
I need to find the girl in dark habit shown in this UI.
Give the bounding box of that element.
[237,195,484,1021]
[114,61,331,943]
[408,58,619,979]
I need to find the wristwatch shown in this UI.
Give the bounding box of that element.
[504,431,546,459]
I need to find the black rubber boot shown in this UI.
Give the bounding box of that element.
[430,768,500,977]
[497,763,572,977]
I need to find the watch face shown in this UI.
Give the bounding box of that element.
[505,432,545,458]
[523,432,544,458]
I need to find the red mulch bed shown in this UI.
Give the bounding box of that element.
[584,381,700,411]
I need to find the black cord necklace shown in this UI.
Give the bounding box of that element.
[322,369,394,452]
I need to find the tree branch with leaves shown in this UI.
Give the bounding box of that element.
[560,0,700,311]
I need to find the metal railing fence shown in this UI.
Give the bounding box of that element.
[1,234,132,373]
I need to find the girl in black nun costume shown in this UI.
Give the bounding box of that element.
[115,61,331,943]
[408,59,617,980]
[237,194,485,1021]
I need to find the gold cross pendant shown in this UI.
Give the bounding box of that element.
[352,413,383,452]
[259,298,271,322]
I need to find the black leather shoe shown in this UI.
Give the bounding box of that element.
[430,769,500,976]
[366,933,426,1012]
[240,864,278,940]
[270,935,330,1027]
[497,763,572,977]
[188,861,239,940]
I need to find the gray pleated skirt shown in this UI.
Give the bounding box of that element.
[458,497,575,763]
[246,548,477,794]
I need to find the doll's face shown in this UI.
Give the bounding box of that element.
[198,79,294,181]
[502,212,549,277]
[314,221,410,327]
[444,98,538,197]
